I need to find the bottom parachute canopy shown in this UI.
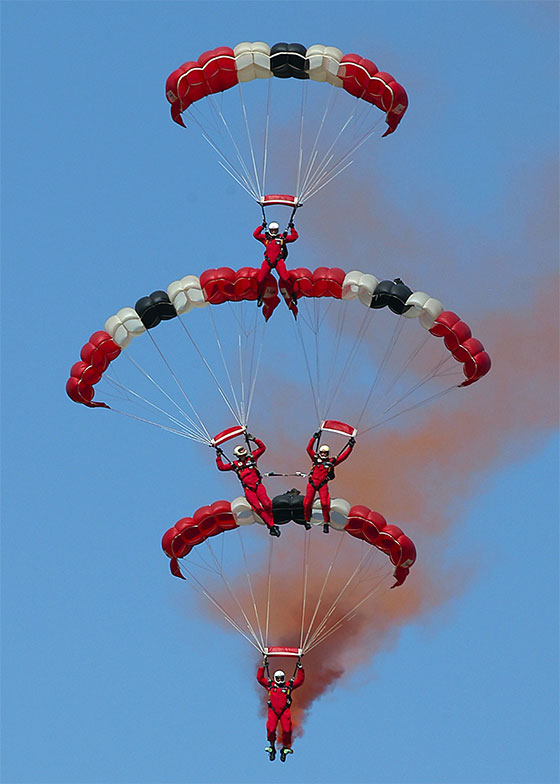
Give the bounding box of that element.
[161,491,416,655]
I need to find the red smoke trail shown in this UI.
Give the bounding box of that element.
[194,272,558,736]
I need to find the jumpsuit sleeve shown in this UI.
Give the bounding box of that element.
[334,442,354,465]
[216,453,234,471]
[306,436,316,460]
[256,666,270,688]
[291,667,305,689]
[251,438,266,460]
[285,227,299,243]
[253,226,267,244]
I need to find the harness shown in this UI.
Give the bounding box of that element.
[264,234,288,267]
[267,681,293,718]
[309,456,336,491]
[232,456,263,490]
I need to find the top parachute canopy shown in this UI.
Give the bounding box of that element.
[164,42,408,208]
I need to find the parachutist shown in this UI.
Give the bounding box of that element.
[257,663,304,757]
[215,437,276,532]
[253,221,298,317]
[303,433,356,526]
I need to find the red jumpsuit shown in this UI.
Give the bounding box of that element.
[253,225,298,302]
[256,666,305,748]
[303,437,354,523]
[216,439,275,529]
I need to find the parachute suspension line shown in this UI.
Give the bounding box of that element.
[355,316,407,430]
[203,538,264,650]
[143,329,213,441]
[303,544,382,652]
[207,91,260,200]
[188,107,259,201]
[305,568,392,655]
[264,534,274,649]
[300,104,385,203]
[301,531,345,654]
[207,305,244,425]
[299,529,312,652]
[114,347,211,442]
[322,306,373,417]
[292,313,322,424]
[179,563,263,652]
[237,82,262,203]
[261,79,272,198]
[321,296,352,419]
[104,404,206,442]
[236,529,266,651]
[297,101,358,203]
[176,315,244,428]
[227,301,267,424]
[295,80,308,204]
[102,372,197,437]
[359,385,457,435]
[298,87,338,202]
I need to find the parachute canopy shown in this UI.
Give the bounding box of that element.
[164,42,408,207]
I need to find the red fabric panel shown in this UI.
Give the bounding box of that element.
[70,360,102,386]
[443,321,472,352]
[396,535,417,568]
[430,311,460,337]
[200,267,236,304]
[170,558,186,579]
[311,267,345,298]
[177,61,209,108]
[199,47,237,94]
[289,267,314,298]
[338,54,378,98]
[234,267,259,300]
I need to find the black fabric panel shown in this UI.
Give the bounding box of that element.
[272,490,306,526]
[369,278,413,315]
[270,42,309,79]
[135,290,177,329]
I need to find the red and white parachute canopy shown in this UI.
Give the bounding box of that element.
[66,264,490,442]
[161,493,416,655]
[165,42,408,207]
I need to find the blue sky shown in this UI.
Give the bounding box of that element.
[2,3,558,783]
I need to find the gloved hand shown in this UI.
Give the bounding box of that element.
[348,436,356,447]
[288,221,294,228]
[215,446,224,455]
[296,661,303,669]
[246,432,254,441]
[313,430,321,440]
[263,655,268,667]
[262,220,267,228]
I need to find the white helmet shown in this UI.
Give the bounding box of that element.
[268,221,279,236]
[318,444,330,456]
[273,670,285,684]
[233,445,248,458]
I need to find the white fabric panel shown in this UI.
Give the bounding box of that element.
[341,270,363,300]
[231,496,257,526]
[234,41,271,82]
[306,44,343,87]
[329,497,351,530]
[418,297,444,330]
[402,290,430,319]
[167,275,208,315]
[104,307,146,348]
[357,273,379,306]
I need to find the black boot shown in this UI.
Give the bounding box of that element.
[269,525,281,537]
[265,745,276,761]
[323,523,330,533]
[280,748,293,762]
